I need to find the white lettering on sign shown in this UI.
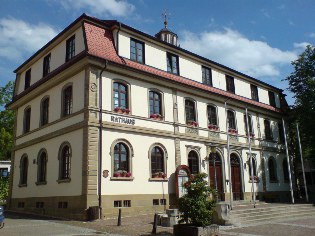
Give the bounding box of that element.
[110,116,135,125]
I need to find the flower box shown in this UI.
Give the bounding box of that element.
[246,132,255,137]
[152,172,166,178]
[228,128,238,134]
[114,107,131,114]
[113,171,132,177]
[187,120,198,127]
[150,113,163,120]
[208,124,219,131]
[249,176,259,182]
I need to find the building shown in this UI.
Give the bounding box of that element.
[7,14,292,220]
[0,160,11,178]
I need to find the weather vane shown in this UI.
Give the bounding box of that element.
[162,10,171,28]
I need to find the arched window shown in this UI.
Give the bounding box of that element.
[244,114,254,135]
[207,105,217,126]
[19,155,28,186]
[40,97,49,126]
[227,110,236,130]
[185,99,196,123]
[149,91,162,116]
[62,85,72,116]
[114,143,129,172]
[37,150,47,184]
[58,143,71,181]
[113,82,128,109]
[23,106,31,133]
[151,146,164,177]
[264,119,273,140]
[283,158,289,182]
[268,157,277,182]
[188,150,199,174]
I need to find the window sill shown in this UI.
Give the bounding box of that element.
[248,180,260,183]
[110,177,134,181]
[57,178,71,183]
[149,178,168,182]
[18,184,27,187]
[35,181,47,185]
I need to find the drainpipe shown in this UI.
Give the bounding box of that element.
[98,60,108,219]
[115,23,121,54]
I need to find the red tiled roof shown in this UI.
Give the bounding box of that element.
[84,22,280,113]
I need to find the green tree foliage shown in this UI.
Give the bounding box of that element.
[0,81,15,160]
[0,177,9,201]
[286,45,315,160]
[178,173,216,227]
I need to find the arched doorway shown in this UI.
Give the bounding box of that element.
[209,153,224,201]
[230,153,243,200]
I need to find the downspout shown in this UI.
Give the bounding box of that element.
[116,23,121,54]
[98,60,108,219]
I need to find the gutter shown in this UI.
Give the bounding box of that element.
[98,60,108,219]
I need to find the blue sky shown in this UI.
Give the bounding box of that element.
[0,0,314,105]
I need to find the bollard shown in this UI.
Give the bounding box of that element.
[152,213,158,234]
[117,208,122,226]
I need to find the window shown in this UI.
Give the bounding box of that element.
[37,150,47,184]
[207,105,217,126]
[40,97,49,126]
[24,69,31,90]
[58,143,71,181]
[244,114,254,135]
[114,201,122,207]
[62,85,72,117]
[226,75,235,93]
[153,199,159,205]
[149,91,162,116]
[18,202,25,208]
[123,200,131,207]
[43,53,51,77]
[278,121,285,143]
[19,155,28,186]
[251,84,259,101]
[264,119,273,140]
[268,157,277,182]
[185,99,196,123]
[227,110,236,130]
[130,38,144,63]
[36,202,44,209]
[66,35,75,62]
[248,156,257,177]
[23,107,31,133]
[167,52,179,75]
[282,158,289,182]
[268,91,276,107]
[151,146,164,177]
[114,143,129,172]
[58,202,68,208]
[188,150,199,174]
[202,66,212,86]
[113,82,128,109]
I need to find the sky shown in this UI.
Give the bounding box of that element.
[0,0,314,105]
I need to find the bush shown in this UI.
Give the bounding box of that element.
[178,173,216,227]
[0,177,9,201]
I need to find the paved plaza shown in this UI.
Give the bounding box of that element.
[1,211,315,236]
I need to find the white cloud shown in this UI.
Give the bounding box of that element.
[180,28,297,78]
[309,33,315,38]
[294,42,311,51]
[0,18,58,62]
[60,0,135,17]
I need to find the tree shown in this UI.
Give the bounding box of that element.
[0,81,15,160]
[285,45,315,160]
[178,173,216,227]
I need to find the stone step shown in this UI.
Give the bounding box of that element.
[228,204,315,226]
[240,211,315,226]
[236,208,314,221]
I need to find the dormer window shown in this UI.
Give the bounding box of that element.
[43,53,51,77]
[130,38,144,64]
[66,35,75,62]
[167,52,179,75]
[202,66,212,86]
[268,91,276,107]
[24,69,31,90]
[226,75,235,94]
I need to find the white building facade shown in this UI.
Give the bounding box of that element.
[8,14,291,220]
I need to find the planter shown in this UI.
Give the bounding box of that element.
[173,224,217,236]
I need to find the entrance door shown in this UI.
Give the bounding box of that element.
[230,154,243,200]
[209,153,224,201]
